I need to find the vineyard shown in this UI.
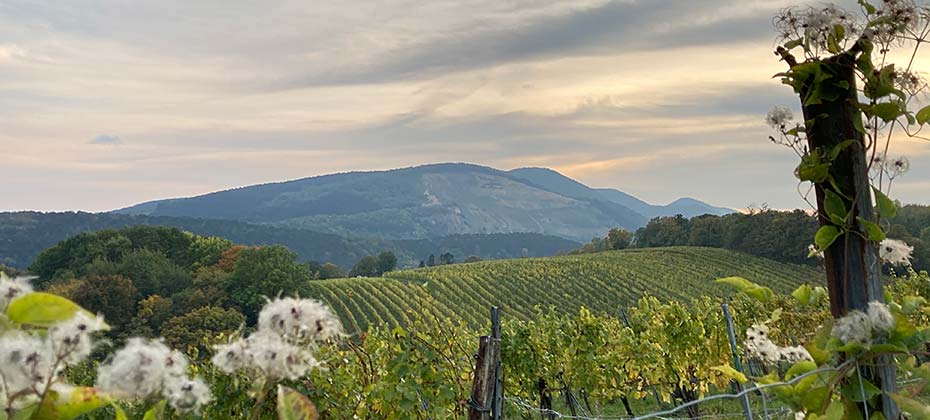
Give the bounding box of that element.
[306,247,823,332]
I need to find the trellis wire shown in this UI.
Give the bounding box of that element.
[505,396,793,420]
[632,360,854,420]
[505,361,852,420]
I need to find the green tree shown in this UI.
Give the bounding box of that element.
[605,228,633,250]
[222,246,312,319]
[160,306,245,357]
[439,252,454,265]
[48,275,139,331]
[29,230,132,285]
[349,255,380,277]
[127,295,175,337]
[686,215,724,247]
[188,234,234,270]
[376,251,397,274]
[319,263,345,279]
[117,249,192,297]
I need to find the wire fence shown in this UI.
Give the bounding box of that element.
[499,360,866,420]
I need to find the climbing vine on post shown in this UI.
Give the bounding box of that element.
[768,1,930,418]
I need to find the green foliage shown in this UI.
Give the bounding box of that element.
[349,256,380,277]
[276,386,318,420]
[47,275,138,331]
[222,246,312,318]
[116,249,191,298]
[308,247,819,333]
[632,210,822,266]
[306,307,475,419]
[6,292,99,329]
[0,212,581,271]
[160,306,245,357]
[572,228,633,254]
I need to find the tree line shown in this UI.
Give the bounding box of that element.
[574,205,930,271]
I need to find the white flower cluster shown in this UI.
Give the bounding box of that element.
[257,297,343,344]
[211,297,343,381]
[775,5,858,53]
[766,106,795,130]
[744,324,813,364]
[871,0,922,42]
[879,238,914,266]
[0,273,33,311]
[0,310,106,406]
[808,244,825,259]
[831,301,895,344]
[894,70,923,92]
[871,153,911,179]
[96,338,211,413]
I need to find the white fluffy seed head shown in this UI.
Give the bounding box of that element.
[867,301,895,332]
[0,273,34,312]
[213,331,319,381]
[0,332,56,398]
[163,376,212,414]
[96,338,188,398]
[48,312,107,366]
[879,238,914,266]
[257,297,344,345]
[831,310,873,344]
[766,106,794,129]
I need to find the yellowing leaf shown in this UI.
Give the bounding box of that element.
[710,365,747,383]
[277,385,319,420]
[33,388,107,420]
[6,293,99,328]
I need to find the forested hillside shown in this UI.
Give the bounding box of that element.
[574,206,930,270]
[0,212,578,269]
[115,163,727,241]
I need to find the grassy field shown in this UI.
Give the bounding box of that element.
[307,246,823,332]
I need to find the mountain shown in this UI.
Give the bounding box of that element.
[308,247,821,332]
[116,163,651,242]
[0,212,579,270]
[595,188,733,219]
[506,167,733,219]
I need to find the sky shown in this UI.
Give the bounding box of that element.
[2,0,929,212]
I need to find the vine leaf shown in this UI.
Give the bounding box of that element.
[277,385,319,420]
[824,190,848,225]
[916,104,930,125]
[711,365,747,383]
[142,400,167,420]
[814,225,842,250]
[33,388,108,420]
[873,187,897,219]
[890,393,930,419]
[6,293,102,329]
[857,217,886,242]
[715,277,773,302]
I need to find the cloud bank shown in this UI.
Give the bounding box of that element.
[0,0,927,212]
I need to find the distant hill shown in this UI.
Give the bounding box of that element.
[116,163,730,242]
[507,167,732,219]
[307,247,822,332]
[0,212,579,269]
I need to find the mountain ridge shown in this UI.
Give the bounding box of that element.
[115,163,732,242]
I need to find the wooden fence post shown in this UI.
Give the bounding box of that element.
[469,307,502,420]
[780,42,898,419]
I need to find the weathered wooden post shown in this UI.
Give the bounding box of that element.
[468,307,502,420]
[779,39,898,419]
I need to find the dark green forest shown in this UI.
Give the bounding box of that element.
[0,211,579,269]
[575,205,930,271]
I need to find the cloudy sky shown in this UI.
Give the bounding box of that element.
[2,0,928,212]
